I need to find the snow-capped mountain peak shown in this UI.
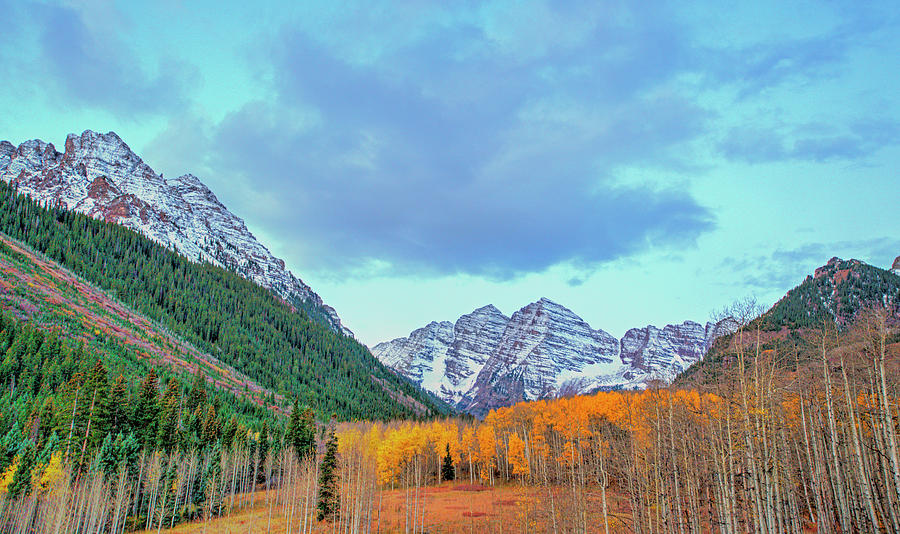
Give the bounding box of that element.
[373,298,721,416]
[0,130,349,335]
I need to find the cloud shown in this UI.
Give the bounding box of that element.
[145,0,894,281]
[719,120,900,163]
[723,238,900,291]
[177,20,716,279]
[34,3,196,115]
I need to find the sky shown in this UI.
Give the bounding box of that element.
[0,0,898,347]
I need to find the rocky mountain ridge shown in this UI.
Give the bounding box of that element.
[373,298,723,416]
[0,130,349,335]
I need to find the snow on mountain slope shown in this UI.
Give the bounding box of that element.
[619,321,714,382]
[458,298,621,416]
[0,130,349,335]
[373,305,509,406]
[372,298,721,416]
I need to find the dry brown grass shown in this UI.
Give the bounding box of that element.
[138,483,631,533]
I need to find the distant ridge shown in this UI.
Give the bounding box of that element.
[372,298,726,416]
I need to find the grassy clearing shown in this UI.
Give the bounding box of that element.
[138,483,631,534]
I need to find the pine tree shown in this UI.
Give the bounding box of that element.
[132,367,159,448]
[316,418,339,522]
[441,443,455,481]
[108,375,129,435]
[157,378,181,453]
[185,368,207,414]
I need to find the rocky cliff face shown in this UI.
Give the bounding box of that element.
[619,321,715,381]
[373,298,722,416]
[892,256,900,276]
[373,305,509,407]
[0,131,348,334]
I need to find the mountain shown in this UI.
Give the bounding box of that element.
[0,145,445,421]
[757,256,900,331]
[373,304,509,407]
[0,130,348,335]
[892,256,900,276]
[678,256,900,385]
[373,298,721,416]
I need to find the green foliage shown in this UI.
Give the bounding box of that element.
[441,443,455,481]
[132,368,160,448]
[316,420,339,522]
[9,438,35,498]
[157,378,181,453]
[286,398,316,458]
[0,178,444,421]
[758,259,900,331]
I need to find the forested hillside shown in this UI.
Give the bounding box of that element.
[0,180,443,421]
[759,256,900,330]
[679,257,900,385]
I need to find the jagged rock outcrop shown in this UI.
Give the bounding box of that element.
[619,321,714,380]
[0,131,349,334]
[373,305,509,406]
[373,298,722,416]
[457,298,621,416]
[892,256,900,276]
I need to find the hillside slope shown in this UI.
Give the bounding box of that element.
[0,130,347,334]
[0,231,277,409]
[678,256,900,385]
[759,256,900,330]
[0,179,443,420]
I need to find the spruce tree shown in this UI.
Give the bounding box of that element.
[83,359,111,452]
[108,375,129,435]
[286,399,315,458]
[132,368,159,448]
[97,433,119,478]
[441,443,455,481]
[157,378,181,453]
[185,369,207,414]
[257,420,270,484]
[201,404,219,449]
[316,418,339,522]
[0,423,21,472]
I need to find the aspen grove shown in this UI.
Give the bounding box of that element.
[0,307,897,532]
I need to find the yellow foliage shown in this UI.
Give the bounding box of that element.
[507,433,527,476]
[37,452,64,492]
[0,459,17,495]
